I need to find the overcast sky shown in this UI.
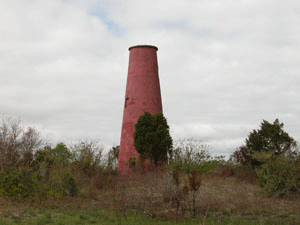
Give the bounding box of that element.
[1,0,299,156]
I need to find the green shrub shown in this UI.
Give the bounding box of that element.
[231,119,298,169]
[196,158,225,173]
[48,169,77,197]
[71,141,103,176]
[34,144,73,172]
[134,112,173,168]
[0,167,45,199]
[257,156,300,196]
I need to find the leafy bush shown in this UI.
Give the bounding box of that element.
[71,141,103,176]
[257,156,300,197]
[134,112,173,168]
[0,116,114,200]
[0,142,77,199]
[34,144,74,185]
[0,168,45,199]
[230,119,300,196]
[231,119,298,169]
[105,145,119,174]
[48,168,77,197]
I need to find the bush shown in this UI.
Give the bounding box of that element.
[134,112,173,168]
[257,156,300,197]
[229,119,300,195]
[0,116,113,200]
[231,119,298,169]
[0,168,45,199]
[169,139,225,174]
[0,117,43,170]
[71,141,103,174]
[48,169,77,197]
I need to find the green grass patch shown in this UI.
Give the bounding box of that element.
[1,207,297,225]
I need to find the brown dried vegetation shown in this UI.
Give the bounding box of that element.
[1,169,300,223]
[84,169,300,222]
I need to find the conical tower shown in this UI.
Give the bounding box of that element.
[118,45,162,175]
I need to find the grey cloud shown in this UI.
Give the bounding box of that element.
[1,0,299,155]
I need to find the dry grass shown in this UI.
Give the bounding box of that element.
[1,170,300,223]
[91,171,300,221]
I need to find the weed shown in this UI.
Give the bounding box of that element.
[188,169,202,217]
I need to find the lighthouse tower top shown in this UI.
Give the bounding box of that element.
[129,45,158,51]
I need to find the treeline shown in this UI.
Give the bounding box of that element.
[0,116,300,201]
[0,117,118,200]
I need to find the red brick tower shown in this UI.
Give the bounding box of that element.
[118,45,162,175]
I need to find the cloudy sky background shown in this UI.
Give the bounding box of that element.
[1,0,299,156]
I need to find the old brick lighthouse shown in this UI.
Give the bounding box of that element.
[118,45,163,175]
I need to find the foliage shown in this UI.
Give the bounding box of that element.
[0,117,43,169]
[257,156,300,197]
[231,119,298,168]
[106,145,119,171]
[230,145,251,167]
[0,167,45,199]
[230,119,300,196]
[34,143,73,180]
[51,143,73,165]
[169,139,225,173]
[0,116,113,200]
[71,141,103,175]
[134,111,173,168]
[0,137,113,199]
[247,119,297,157]
[48,168,77,197]
[23,143,77,198]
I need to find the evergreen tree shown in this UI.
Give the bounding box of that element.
[231,119,298,167]
[134,111,173,168]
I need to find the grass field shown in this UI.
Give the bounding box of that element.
[1,206,296,225]
[0,171,300,224]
